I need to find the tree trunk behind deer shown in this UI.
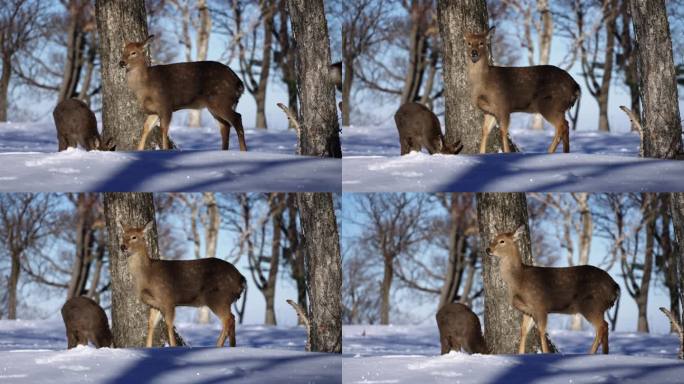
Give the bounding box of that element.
[630,0,683,159]
[0,58,11,122]
[437,0,507,154]
[341,26,353,127]
[103,193,182,348]
[477,192,556,354]
[297,193,341,353]
[187,0,211,128]
[288,0,341,158]
[95,0,165,150]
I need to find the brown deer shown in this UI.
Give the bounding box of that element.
[465,27,580,154]
[119,35,246,151]
[436,302,488,354]
[61,296,113,349]
[395,102,463,155]
[118,220,246,347]
[53,98,115,152]
[485,225,620,354]
[330,61,343,91]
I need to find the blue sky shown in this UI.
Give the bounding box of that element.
[340,193,675,334]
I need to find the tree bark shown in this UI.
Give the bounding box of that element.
[531,0,553,131]
[297,193,341,353]
[669,192,684,358]
[0,57,11,122]
[437,0,490,154]
[477,192,553,354]
[630,0,683,159]
[255,1,273,130]
[285,194,307,323]
[341,25,353,126]
[597,0,617,132]
[264,195,282,325]
[288,0,341,158]
[7,251,19,319]
[380,255,393,325]
[275,0,298,130]
[103,193,182,347]
[95,0,164,150]
[187,0,211,128]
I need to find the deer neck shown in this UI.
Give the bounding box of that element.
[125,64,150,98]
[127,246,152,290]
[498,247,524,289]
[467,59,491,90]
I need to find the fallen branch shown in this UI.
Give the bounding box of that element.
[619,106,644,157]
[659,307,683,360]
[286,299,310,352]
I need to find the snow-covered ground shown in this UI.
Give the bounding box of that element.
[0,122,341,192]
[0,318,340,383]
[342,324,684,384]
[342,124,684,192]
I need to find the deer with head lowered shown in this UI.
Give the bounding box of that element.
[486,225,619,354]
[61,296,113,349]
[119,35,246,151]
[53,98,115,152]
[466,27,580,154]
[395,102,463,155]
[118,220,246,347]
[436,302,487,355]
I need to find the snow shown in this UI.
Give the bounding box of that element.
[342,124,684,192]
[0,122,341,192]
[0,319,340,383]
[342,324,683,384]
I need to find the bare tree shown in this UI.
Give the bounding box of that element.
[288,0,341,157]
[282,193,307,322]
[630,0,683,159]
[0,194,57,319]
[297,193,341,353]
[0,0,46,121]
[271,0,298,129]
[669,192,684,359]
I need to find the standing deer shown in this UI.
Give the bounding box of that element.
[118,220,246,347]
[436,302,488,354]
[119,35,246,151]
[53,98,115,152]
[486,225,619,354]
[395,102,463,155]
[465,27,580,154]
[61,296,113,349]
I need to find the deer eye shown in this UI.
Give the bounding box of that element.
[499,240,505,244]
[132,236,137,240]
[479,43,484,47]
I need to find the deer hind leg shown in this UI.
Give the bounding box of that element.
[518,313,534,354]
[543,112,568,154]
[586,312,608,354]
[439,335,450,354]
[159,112,172,150]
[209,104,247,151]
[138,115,159,150]
[146,307,161,347]
[162,307,176,347]
[479,114,497,154]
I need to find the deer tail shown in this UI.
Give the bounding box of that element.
[608,281,620,309]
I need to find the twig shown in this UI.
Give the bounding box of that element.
[286,299,310,352]
[277,103,300,134]
[659,307,683,360]
[619,106,644,157]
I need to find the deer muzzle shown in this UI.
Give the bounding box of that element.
[470,50,479,63]
[118,60,127,69]
[120,244,128,252]
[485,247,492,255]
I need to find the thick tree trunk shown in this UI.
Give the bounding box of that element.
[275,0,298,130]
[297,193,341,353]
[630,0,683,159]
[477,192,554,354]
[7,252,19,319]
[341,26,353,127]
[286,194,307,323]
[103,193,182,347]
[669,192,684,358]
[264,197,282,325]
[380,256,393,325]
[255,2,273,130]
[436,0,490,154]
[58,3,85,103]
[288,0,341,158]
[531,0,553,131]
[0,58,11,122]
[95,0,164,150]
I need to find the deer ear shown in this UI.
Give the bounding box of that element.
[512,224,525,241]
[143,35,155,47]
[143,220,154,233]
[487,26,496,36]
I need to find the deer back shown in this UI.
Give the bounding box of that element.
[61,296,112,347]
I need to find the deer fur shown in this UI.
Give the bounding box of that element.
[395,102,463,155]
[53,98,115,152]
[61,296,113,349]
[118,220,246,348]
[330,61,343,91]
[465,27,580,154]
[119,35,246,151]
[486,225,619,354]
[436,302,488,354]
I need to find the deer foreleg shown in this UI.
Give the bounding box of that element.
[479,114,496,154]
[146,307,161,347]
[138,115,159,150]
[518,314,533,354]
